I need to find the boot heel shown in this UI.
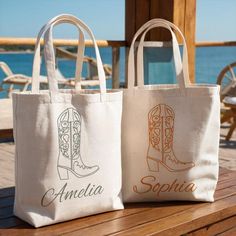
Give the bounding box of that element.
[147,157,160,172]
[58,166,69,180]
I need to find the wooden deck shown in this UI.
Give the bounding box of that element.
[0,99,13,141]
[0,127,236,235]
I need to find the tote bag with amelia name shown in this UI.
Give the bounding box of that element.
[121,19,220,202]
[12,14,123,228]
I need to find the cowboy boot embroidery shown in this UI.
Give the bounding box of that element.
[57,108,99,180]
[147,104,195,172]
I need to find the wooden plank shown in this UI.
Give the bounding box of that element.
[124,0,196,83]
[187,215,236,236]
[218,226,236,235]
[124,0,136,87]
[149,0,161,40]
[0,129,13,140]
[63,203,195,236]
[0,207,152,235]
[4,186,234,235]
[0,206,14,219]
[0,217,24,229]
[196,41,236,47]
[0,196,14,208]
[219,148,236,159]
[0,187,15,198]
[2,37,236,48]
[214,186,236,201]
[0,99,13,130]
[3,175,235,234]
[214,170,236,200]
[0,38,126,47]
[57,182,236,236]
[112,47,120,89]
[0,142,15,154]
[0,139,236,235]
[184,0,196,83]
[135,0,150,40]
[216,178,236,191]
[112,194,236,236]
[219,167,234,175]
[0,143,15,188]
[217,169,236,183]
[1,37,236,48]
[0,170,235,235]
[150,0,174,41]
[125,0,136,45]
[173,0,186,43]
[75,181,236,235]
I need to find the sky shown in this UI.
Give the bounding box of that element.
[0,0,236,42]
[0,0,124,40]
[196,0,236,41]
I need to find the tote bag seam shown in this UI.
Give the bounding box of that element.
[13,94,123,104]
[14,95,20,210]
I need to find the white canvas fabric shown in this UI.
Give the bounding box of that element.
[12,14,123,228]
[122,19,220,202]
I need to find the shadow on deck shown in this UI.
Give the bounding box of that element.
[0,126,235,235]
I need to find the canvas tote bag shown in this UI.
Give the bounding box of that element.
[122,19,220,202]
[12,14,123,227]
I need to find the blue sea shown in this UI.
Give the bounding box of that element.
[1,46,236,98]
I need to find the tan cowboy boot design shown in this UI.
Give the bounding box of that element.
[57,108,99,180]
[147,104,195,172]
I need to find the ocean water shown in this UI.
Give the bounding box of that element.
[0,46,236,98]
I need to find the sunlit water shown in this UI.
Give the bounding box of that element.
[1,46,236,98]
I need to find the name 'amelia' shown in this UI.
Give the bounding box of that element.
[41,183,104,207]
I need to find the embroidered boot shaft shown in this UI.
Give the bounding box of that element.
[57,108,99,180]
[147,104,195,172]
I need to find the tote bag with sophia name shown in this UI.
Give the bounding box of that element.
[12,14,123,228]
[122,19,220,202]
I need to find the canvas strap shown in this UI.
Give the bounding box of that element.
[136,22,183,88]
[127,18,190,90]
[32,14,106,94]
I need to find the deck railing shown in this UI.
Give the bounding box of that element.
[0,37,236,88]
[1,37,235,47]
[0,38,127,89]
[196,41,236,47]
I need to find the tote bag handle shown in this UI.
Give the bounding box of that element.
[32,15,85,93]
[32,14,106,94]
[127,18,190,89]
[136,22,185,89]
[44,20,85,92]
[44,20,85,91]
